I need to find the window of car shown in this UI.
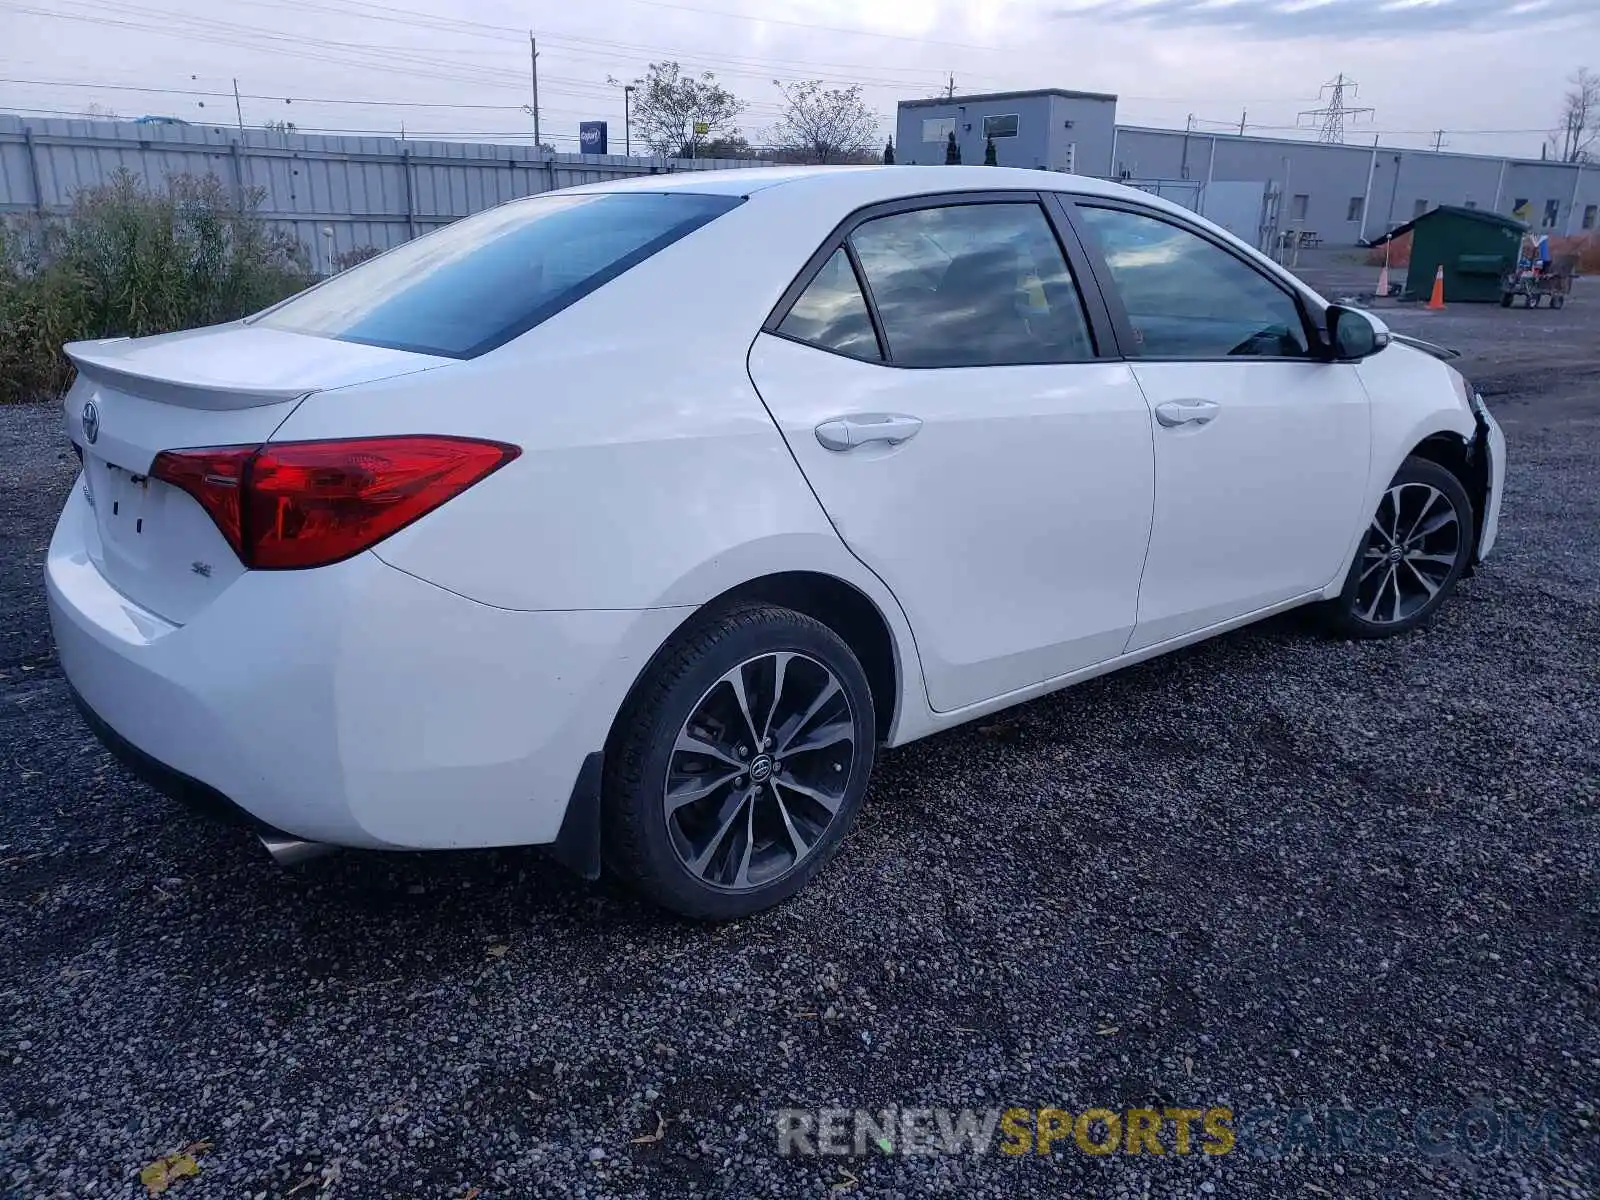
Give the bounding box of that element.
[1075,205,1312,360]
[775,248,881,361]
[253,192,741,358]
[846,202,1095,368]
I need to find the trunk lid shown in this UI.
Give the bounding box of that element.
[62,324,452,624]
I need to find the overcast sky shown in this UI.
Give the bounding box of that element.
[1,0,1597,156]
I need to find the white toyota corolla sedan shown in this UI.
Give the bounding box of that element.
[47,165,1505,918]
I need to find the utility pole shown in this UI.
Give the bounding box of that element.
[1432,129,1446,152]
[232,78,244,135]
[1299,72,1374,144]
[946,73,955,100]
[1239,109,1247,136]
[528,33,541,149]
[624,84,634,156]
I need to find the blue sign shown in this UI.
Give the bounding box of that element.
[579,121,608,154]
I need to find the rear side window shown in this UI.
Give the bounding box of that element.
[848,202,1095,367]
[776,248,881,361]
[254,192,741,358]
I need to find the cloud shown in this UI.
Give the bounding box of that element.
[1053,0,1599,38]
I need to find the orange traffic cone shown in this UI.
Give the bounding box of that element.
[1426,265,1446,310]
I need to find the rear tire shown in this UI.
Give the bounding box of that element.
[602,603,876,920]
[1319,456,1475,639]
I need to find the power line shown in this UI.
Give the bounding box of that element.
[0,76,528,110]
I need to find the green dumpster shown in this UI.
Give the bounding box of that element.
[1369,205,1527,304]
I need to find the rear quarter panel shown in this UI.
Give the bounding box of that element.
[266,190,930,734]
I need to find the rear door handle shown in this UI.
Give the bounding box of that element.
[815,413,924,452]
[1154,400,1220,428]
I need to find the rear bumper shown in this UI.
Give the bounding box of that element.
[47,484,685,850]
[65,677,283,835]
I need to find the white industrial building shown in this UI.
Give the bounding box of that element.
[896,89,1599,250]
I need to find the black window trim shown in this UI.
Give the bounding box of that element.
[1052,193,1333,363]
[770,244,886,364]
[982,113,1021,139]
[762,189,1120,370]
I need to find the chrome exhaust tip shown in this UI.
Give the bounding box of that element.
[260,835,337,867]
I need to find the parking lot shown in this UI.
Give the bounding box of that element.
[2,277,1597,1198]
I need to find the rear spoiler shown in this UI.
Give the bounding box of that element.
[1389,333,1461,362]
[65,340,314,411]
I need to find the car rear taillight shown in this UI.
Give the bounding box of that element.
[151,436,519,570]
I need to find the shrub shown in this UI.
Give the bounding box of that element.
[0,169,312,405]
[1364,230,1411,268]
[333,244,382,271]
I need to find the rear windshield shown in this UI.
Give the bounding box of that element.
[253,192,742,358]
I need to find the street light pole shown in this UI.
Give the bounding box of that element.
[528,32,540,149]
[624,84,634,156]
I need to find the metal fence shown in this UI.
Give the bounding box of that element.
[0,114,776,274]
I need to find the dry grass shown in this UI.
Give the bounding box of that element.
[1365,229,1599,274]
[1364,231,1412,268]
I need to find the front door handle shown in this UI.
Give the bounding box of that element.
[1154,399,1220,428]
[815,413,924,452]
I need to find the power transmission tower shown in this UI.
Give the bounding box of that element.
[1298,73,1374,144]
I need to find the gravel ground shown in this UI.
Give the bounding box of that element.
[2,284,1597,1199]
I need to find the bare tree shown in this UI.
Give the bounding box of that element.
[607,62,745,159]
[82,102,118,120]
[1549,67,1598,163]
[767,80,878,165]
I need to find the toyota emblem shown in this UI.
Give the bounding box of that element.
[81,400,100,445]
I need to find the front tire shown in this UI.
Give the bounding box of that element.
[602,603,876,920]
[1320,456,1475,638]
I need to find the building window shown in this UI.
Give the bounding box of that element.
[921,117,955,143]
[1413,199,1429,219]
[1346,196,1364,222]
[1289,194,1309,222]
[1584,205,1598,230]
[982,114,1019,139]
[1543,199,1560,228]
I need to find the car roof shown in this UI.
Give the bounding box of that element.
[561,164,1164,208]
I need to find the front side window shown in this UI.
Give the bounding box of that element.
[1076,205,1311,359]
[776,248,880,361]
[848,202,1095,367]
[254,192,741,358]
[983,114,1019,139]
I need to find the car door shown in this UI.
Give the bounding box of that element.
[1065,199,1372,652]
[747,194,1154,713]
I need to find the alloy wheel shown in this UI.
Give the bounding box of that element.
[664,651,856,892]
[1356,481,1463,625]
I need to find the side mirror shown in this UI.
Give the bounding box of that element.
[1326,305,1390,361]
